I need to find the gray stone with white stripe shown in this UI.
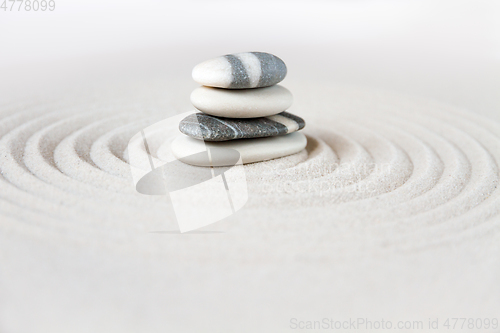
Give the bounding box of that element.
[179,111,305,141]
[192,52,287,89]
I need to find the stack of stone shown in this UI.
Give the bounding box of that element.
[171,52,307,167]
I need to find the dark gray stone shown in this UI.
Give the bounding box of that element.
[222,52,287,89]
[253,52,287,88]
[179,111,305,141]
[225,55,251,89]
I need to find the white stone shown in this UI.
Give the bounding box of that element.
[192,56,233,88]
[169,132,307,167]
[190,85,293,118]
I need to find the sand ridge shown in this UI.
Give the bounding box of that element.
[0,81,499,331]
[1,82,499,252]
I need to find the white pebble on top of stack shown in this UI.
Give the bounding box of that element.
[172,52,307,167]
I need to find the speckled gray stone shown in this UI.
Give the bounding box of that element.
[192,52,287,89]
[179,111,305,141]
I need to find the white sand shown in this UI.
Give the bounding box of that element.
[0,78,499,332]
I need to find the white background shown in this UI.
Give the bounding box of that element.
[0,0,499,118]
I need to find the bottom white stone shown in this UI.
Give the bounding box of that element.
[171,132,307,167]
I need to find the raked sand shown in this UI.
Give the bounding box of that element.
[0,78,499,332]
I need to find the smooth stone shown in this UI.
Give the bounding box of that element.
[190,85,293,118]
[179,111,305,141]
[171,132,307,166]
[192,52,287,89]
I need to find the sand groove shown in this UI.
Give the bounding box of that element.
[0,85,499,253]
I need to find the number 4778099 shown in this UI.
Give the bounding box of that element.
[1,0,55,11]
